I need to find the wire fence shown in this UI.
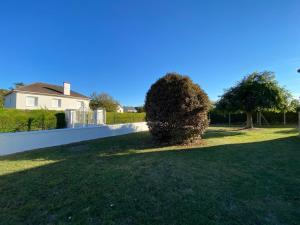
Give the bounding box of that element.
[209,111,299,126]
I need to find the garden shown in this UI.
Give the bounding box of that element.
[0,72,299,225]
[0,126,299,225]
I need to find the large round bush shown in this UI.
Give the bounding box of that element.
[145,73,209,144]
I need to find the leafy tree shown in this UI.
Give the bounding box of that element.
[89,92,119,112]
[14,82,25,88]
[10,82,25,90]
[217,71,289,128]
[279,93,298,125]
[289,99,300,112]
[0,89,8,108]
[135,106,145,113]
[145,73,209,144]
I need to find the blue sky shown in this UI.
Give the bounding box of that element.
[0,0,300,106]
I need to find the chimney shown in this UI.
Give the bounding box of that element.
[63,82,70,95]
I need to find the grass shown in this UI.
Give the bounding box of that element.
[0,126,299,225]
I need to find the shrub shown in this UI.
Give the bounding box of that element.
[0,109,66,133]
[145,73,209,144]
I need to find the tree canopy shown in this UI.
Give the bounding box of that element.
[89,92,119,112]
[289,99,300,112]
[0,89,8,108]
[216,71,290,128]
[134,106,145,113]
[9,82,25,90]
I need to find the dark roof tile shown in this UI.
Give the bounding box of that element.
[10,82,90,99]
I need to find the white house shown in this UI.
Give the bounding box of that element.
[4,82,90,111]
[123,106,137,113]
[116,105,124,113]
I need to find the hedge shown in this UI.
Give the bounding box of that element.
[0,109,66,133]
[106,112,145,124]
[209,110,298,125]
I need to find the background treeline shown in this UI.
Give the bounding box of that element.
[209,109,299,125]
[0,109,66,132]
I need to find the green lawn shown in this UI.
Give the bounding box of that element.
[0,126,299,225]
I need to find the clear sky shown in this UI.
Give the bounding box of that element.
[0,0,299,106]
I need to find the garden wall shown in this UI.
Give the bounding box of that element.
[0,122,148,156]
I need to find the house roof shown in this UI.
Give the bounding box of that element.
[123,106,137,111]
[6,82,90,99]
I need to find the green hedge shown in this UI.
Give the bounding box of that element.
[0,109,66,133]
[106,112,145,124]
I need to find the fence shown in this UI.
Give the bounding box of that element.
[65,109,106,128]
[209,111,299,126]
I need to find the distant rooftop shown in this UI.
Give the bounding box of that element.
[7,82,90,99]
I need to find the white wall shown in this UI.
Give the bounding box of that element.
[0,122,148,156]
[5,92,90,111]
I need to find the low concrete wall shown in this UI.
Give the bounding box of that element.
[0,122,148,156]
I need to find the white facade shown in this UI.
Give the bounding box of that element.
[117,105,124,113]
[4,92,90,111]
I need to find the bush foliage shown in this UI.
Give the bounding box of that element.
[0,109,66,133]
[145,73,209,144]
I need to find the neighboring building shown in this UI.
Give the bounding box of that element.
[4,82,90,110]
[116,105,124,113]
[123,106,137,113]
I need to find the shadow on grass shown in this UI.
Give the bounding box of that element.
[204,129,245,139]
[1,128,247,162]
[274,128,299,134]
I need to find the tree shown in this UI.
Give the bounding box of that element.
[279,91,296,125]
[89,92,119,112]
[14,82,25,88]
[10,82,25,90]
[289,99,300,111]
[145,73,209,144]
[217,71,289,128]
[135,106,145,113]
[0,89,8,108]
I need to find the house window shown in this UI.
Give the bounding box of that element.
[77,101,84,109]
[26,96,38,107]
[52,99,61,108]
